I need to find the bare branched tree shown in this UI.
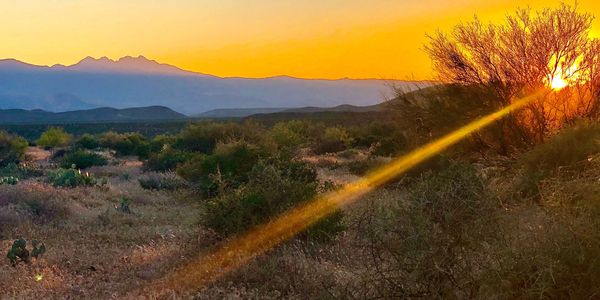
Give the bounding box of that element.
[426,3,599,146]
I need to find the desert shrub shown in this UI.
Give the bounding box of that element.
[177,141,263,196]
[0,209,19,237]
[521,122,600,173]
[138,172,186,191]
[47,168,96,188]
[204,160,344,242]
[174,121,269,153]
[313,127,353,154]
[346,157,386,176]
[0,176,19,185]
[270,120,309,149]
[0,163,43,179]
[61,150,108,169]
[36,127,71,149]
[487,167,600,298]
[354,161,497,297]
[118,197,132,214]
[352,122,408,156]
[516,122,600,198]
[0,185,70,224]
[0,131,28,167]
[76,134,101,149]
[120,172,131,181]
[99,132,149,157]
[144,148,193,171]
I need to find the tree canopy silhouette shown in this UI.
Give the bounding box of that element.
[426,3,600,147]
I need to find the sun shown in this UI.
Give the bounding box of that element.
[551,75,568,90]
[549,63,579,90]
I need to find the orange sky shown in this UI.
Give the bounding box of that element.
[0,0,597,79]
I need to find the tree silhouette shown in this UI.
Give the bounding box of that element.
[426,3,600,146]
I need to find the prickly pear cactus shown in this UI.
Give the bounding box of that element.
[31,240,46,259]
[6,238,29,266]
[6,238,46,266]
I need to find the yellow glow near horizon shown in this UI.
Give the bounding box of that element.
[2,1,600,79]
[137,89,547,295]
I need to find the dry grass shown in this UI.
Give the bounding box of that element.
[0,158,211,299]
[2,146,599,299]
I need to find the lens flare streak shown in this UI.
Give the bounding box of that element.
[152,90,545,293]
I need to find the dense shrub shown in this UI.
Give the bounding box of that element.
[100,132,149,157]
[47,168,96,188]
[0,163,44,179]
[61,150,108,169]
[270,120,308,149]
[177,141,263,196]
[0,131,28,167]
[346,157,386,176]
[204,160,344,242]
[76,134,101,150]
[144,148,193,172]
[175,121,269,154]
[313,127,353,154]
[36,127,71,149]
[355,161,496,297]
[352,122,409,156]
[138,172,186,191]
[521,122,600,173]
[516,122,600,198]
[0,176,19,185]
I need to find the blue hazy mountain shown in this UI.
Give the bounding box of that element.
[0,56,423,115]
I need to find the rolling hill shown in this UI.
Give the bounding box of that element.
[0,106,185,124]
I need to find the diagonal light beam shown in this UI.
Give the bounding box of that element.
[147,89,545,294]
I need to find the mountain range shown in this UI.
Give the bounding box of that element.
[0,56,428,115]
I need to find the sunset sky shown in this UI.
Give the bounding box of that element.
[1,0,598,80]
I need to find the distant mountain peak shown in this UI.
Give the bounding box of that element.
[64,55,211,77]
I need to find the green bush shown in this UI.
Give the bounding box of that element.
[99,132,149,157]
[313,127,353,154]
[270,120,307,149]
[0,176,19,185]
[174,121,271,154]
[36,127,71,149]
[138,172,186,191]
[352,122,409,156]
[76,134,101,150]
[118,197,132,214]
[177,141,263,196]
[47,168,96,188]
[204,160,344,243]
[61,150,108,169]
[144,148,193,172]
[0,131,28,167]
[0,163,44,179]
